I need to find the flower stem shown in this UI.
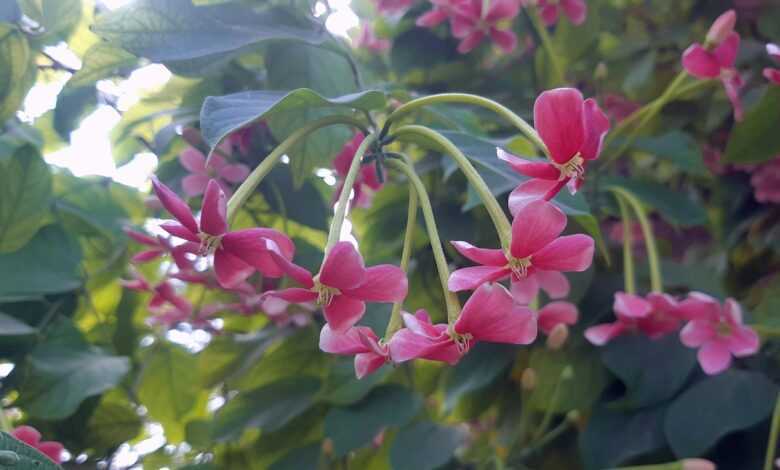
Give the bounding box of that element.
[384,94,548,157]
[613,191,636,295]
[226,115,366,225]
[528,8,566,87]
[386,182,419,338]
[764,392,780,470]
[531,366,573,441]
[326,133,378,253]
[0,407,11,432]
[386,158,462,324]
[391,125,513,250]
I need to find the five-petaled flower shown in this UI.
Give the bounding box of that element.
[764,43,780,85]
[152,178,295,288]
[532,0,587,27]
[333,132,385,209]
[585,291,682,345]
[450,0,520,54]
[416,0,465,28]
[267,241,408,332]
[498,88,610,204]
[11,426,64,464]
[677,292,759,375]
[448,199,594,303]
[537,300,578,335]
[179,144,249,198]
[320,324,391,378]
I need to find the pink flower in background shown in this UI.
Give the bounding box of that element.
[448,200,594,303]
[267,241,407,332]
[534,0,587,26]
[124,228,195,269]
[152,178,295,288]
[450,0,520,54]
[585,292,682,345]
[355,25,391,53]
[499,88,610,204]
[11,426,64,464]
[417,0,465,28]
[749,156,780,203]
[682,10,744,121]
[764,43,780,85]
[678,293,759,375]
[537,301,578,335]
[333,133,385,209]
[375,0,415,14]
[121,271,193,315]
[602,94,640,123]
[179,145,250,198]
[320,324,391,378]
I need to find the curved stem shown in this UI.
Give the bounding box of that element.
[326,133,378,252]
[226,115,366,224]
[765,392,780,470]
[385,94,548,156]
[613,192,636,295]
[386,183,419,338]
[528,9,565,87]
[391,125,513,250]
[386,158,462,324]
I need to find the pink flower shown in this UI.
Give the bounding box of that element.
[333,133,384,209]
[121,271,193,315]
[355,25,391,53]
[749,156,780,203]
[537,301,578,335]
[682,10,744,121]
[390,283,537,363]
[498,88,610,204]
[179,145,249,198]
[602,94,640,123]
[267,241,408,332]
[764,43,780,85]
[151,178,295,288]
[125,228,195,269]
[678,293,760,375]
[11,426,64,464]
[534,0,587,27]
[585,292,682,345]
[375,0,415,14]
[416,0,465,28]
[320,325,390,378]
[448,199,594,303]
[450,0,520,54]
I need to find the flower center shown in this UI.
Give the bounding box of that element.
[312,275,341,306]
[508,256,532,278]
[553,154,585,181]
[449,327,473,354]
[198,232,223,256]
[716,321,733,337]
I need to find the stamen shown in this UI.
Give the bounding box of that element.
[313,277,341,306]
[554,154,585,181]
[508,256,532,278]
[198,233,224,256]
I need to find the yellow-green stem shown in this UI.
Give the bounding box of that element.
[529,9,565,87]
[326,133,378,253]
[764,392,780,470]
[386,183,419,338]
[387,159,462,324]
[226,115,366,224]
[531,366,572,441]
[385,94,548,157]
[0,407,10,432]
[391,125,513,250]
[614,192,636,295]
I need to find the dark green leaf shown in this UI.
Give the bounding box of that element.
[19,0,81,40]
[0,1,20,23]
[527,347,607,413]
[605,177,707,226]
[260,165,329,230]
[321,358,391,406]
[0,432,62,470]
[53,86,96,141]
[724,87,780,164]
[269,443,321,470]
[390,421,465,470]
[622,50,656,96]
[0,25,33,123]
[444,343,514,411]
[85,401,143,453]
[67,43,137,88]
[633,131,706,174]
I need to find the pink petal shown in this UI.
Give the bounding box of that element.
[448,265,510,291]
[416,8,449,27]
[579,98,611,160]
[490,29,517,54]
[219,163,250,183]
[706,10,736,46]
[151,177,199,234]
[160,222,200,243]
[540,4,559,26]
[319,324,372,354]
[677,292,720,321]
[561,0,586,25]
[455,283,538,344]
[584,322,624,346]
[457,31,485,54]
[451,240,507,266]
[402,310,447,338]
[721,72,744,122]
[324,295,366,332]
[682,44,721,79]
[680,321,716,348]
[698,340,732,375]
[508,179,563,216]
[510,275,539,304]
[510,199,567,259]
[764,68,780,85]
[355,353,387,379]
[132,249,164,263]
[200,180,228,236]
[319,241,366,290]
[12,426,41,446]
[182,174,210,197]
[268,288,318,303]
[342,265,408,302]
[646,292,679,314]
[179,147,207,173]
[534,88,585,164]
[727,326,760,357]
[450,13,474,38]
[360,163,384,190]
[213,250,254,288]
[538,301,578,335]
[724,298,744,325]
[267,250,314,288]
[222,229,295,278]
[37,442,64,464]
[497,148,560,179]
[389,328,459,364]
[613,292,652,319]
[124,228,161,246]
[713,32,740,68]
[531,234,594,272]
[486,0,520,22]
[536,270,570,299]
[208,152,227,171]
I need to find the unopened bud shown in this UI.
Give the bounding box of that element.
[594,62,608,80]
[682,458,716,470]
[521,368,537,391]
[321,438,333,456]
[546,324,569,350]
[706,10,736,47]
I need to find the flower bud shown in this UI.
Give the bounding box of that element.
[682,458,716,470]
[546,324,569,350]
[706,10,736,47]
[594,62,608,80]
[321,438,334,456]
[521,368,537,391]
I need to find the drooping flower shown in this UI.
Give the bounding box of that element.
[602,93,640,123]
[416,0,465,28]
[448,200,594,303]
[537,301,578,335]
[355,24,391,53]
[764,43,780,85]
[450,0,520,54]
[682,10,744,121]
[533,0,587,27]
[498,88,610,203]
[152,178,295,288]
[11,426,64,464]
[677,292,760,375]
[124,228,195,269]
[332,133,385,209]
[267,241,407,332]
[585,292,682,345]
[179,145,250,198]
[121,270,193,314]
[748,156,780,203]
[320,325,390,378]
[390,283,537,363]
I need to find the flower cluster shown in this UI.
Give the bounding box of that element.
[332,133,385,209]
[586,291,759,375]
[10,426,64,464]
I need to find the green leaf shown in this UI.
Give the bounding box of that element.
[18,344,130,419]
[269,443,322,470]
[324,385,421,456]
[724,87,780,164]
[0,432,62,470]
[259,165,329,230]
[632,131,706,174]
[390,421,465,470]
[67,42,137,88]
[211,376,321,442]
[527,347,607,413]
[19,0,82,40]
[321,358,391,406]
[0,312,36,356]
[0,225,82,301]
[0,312,35,336]
[665,369,778,458]
[605,177,707,226]
[602,334,697,409]
[0,25,33,126]
[444,343,515,411]
[201,88,384,151]
[622,50,656,96]
[85,400,143,453]
[91,0,326,63]
[0,1,21,23]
